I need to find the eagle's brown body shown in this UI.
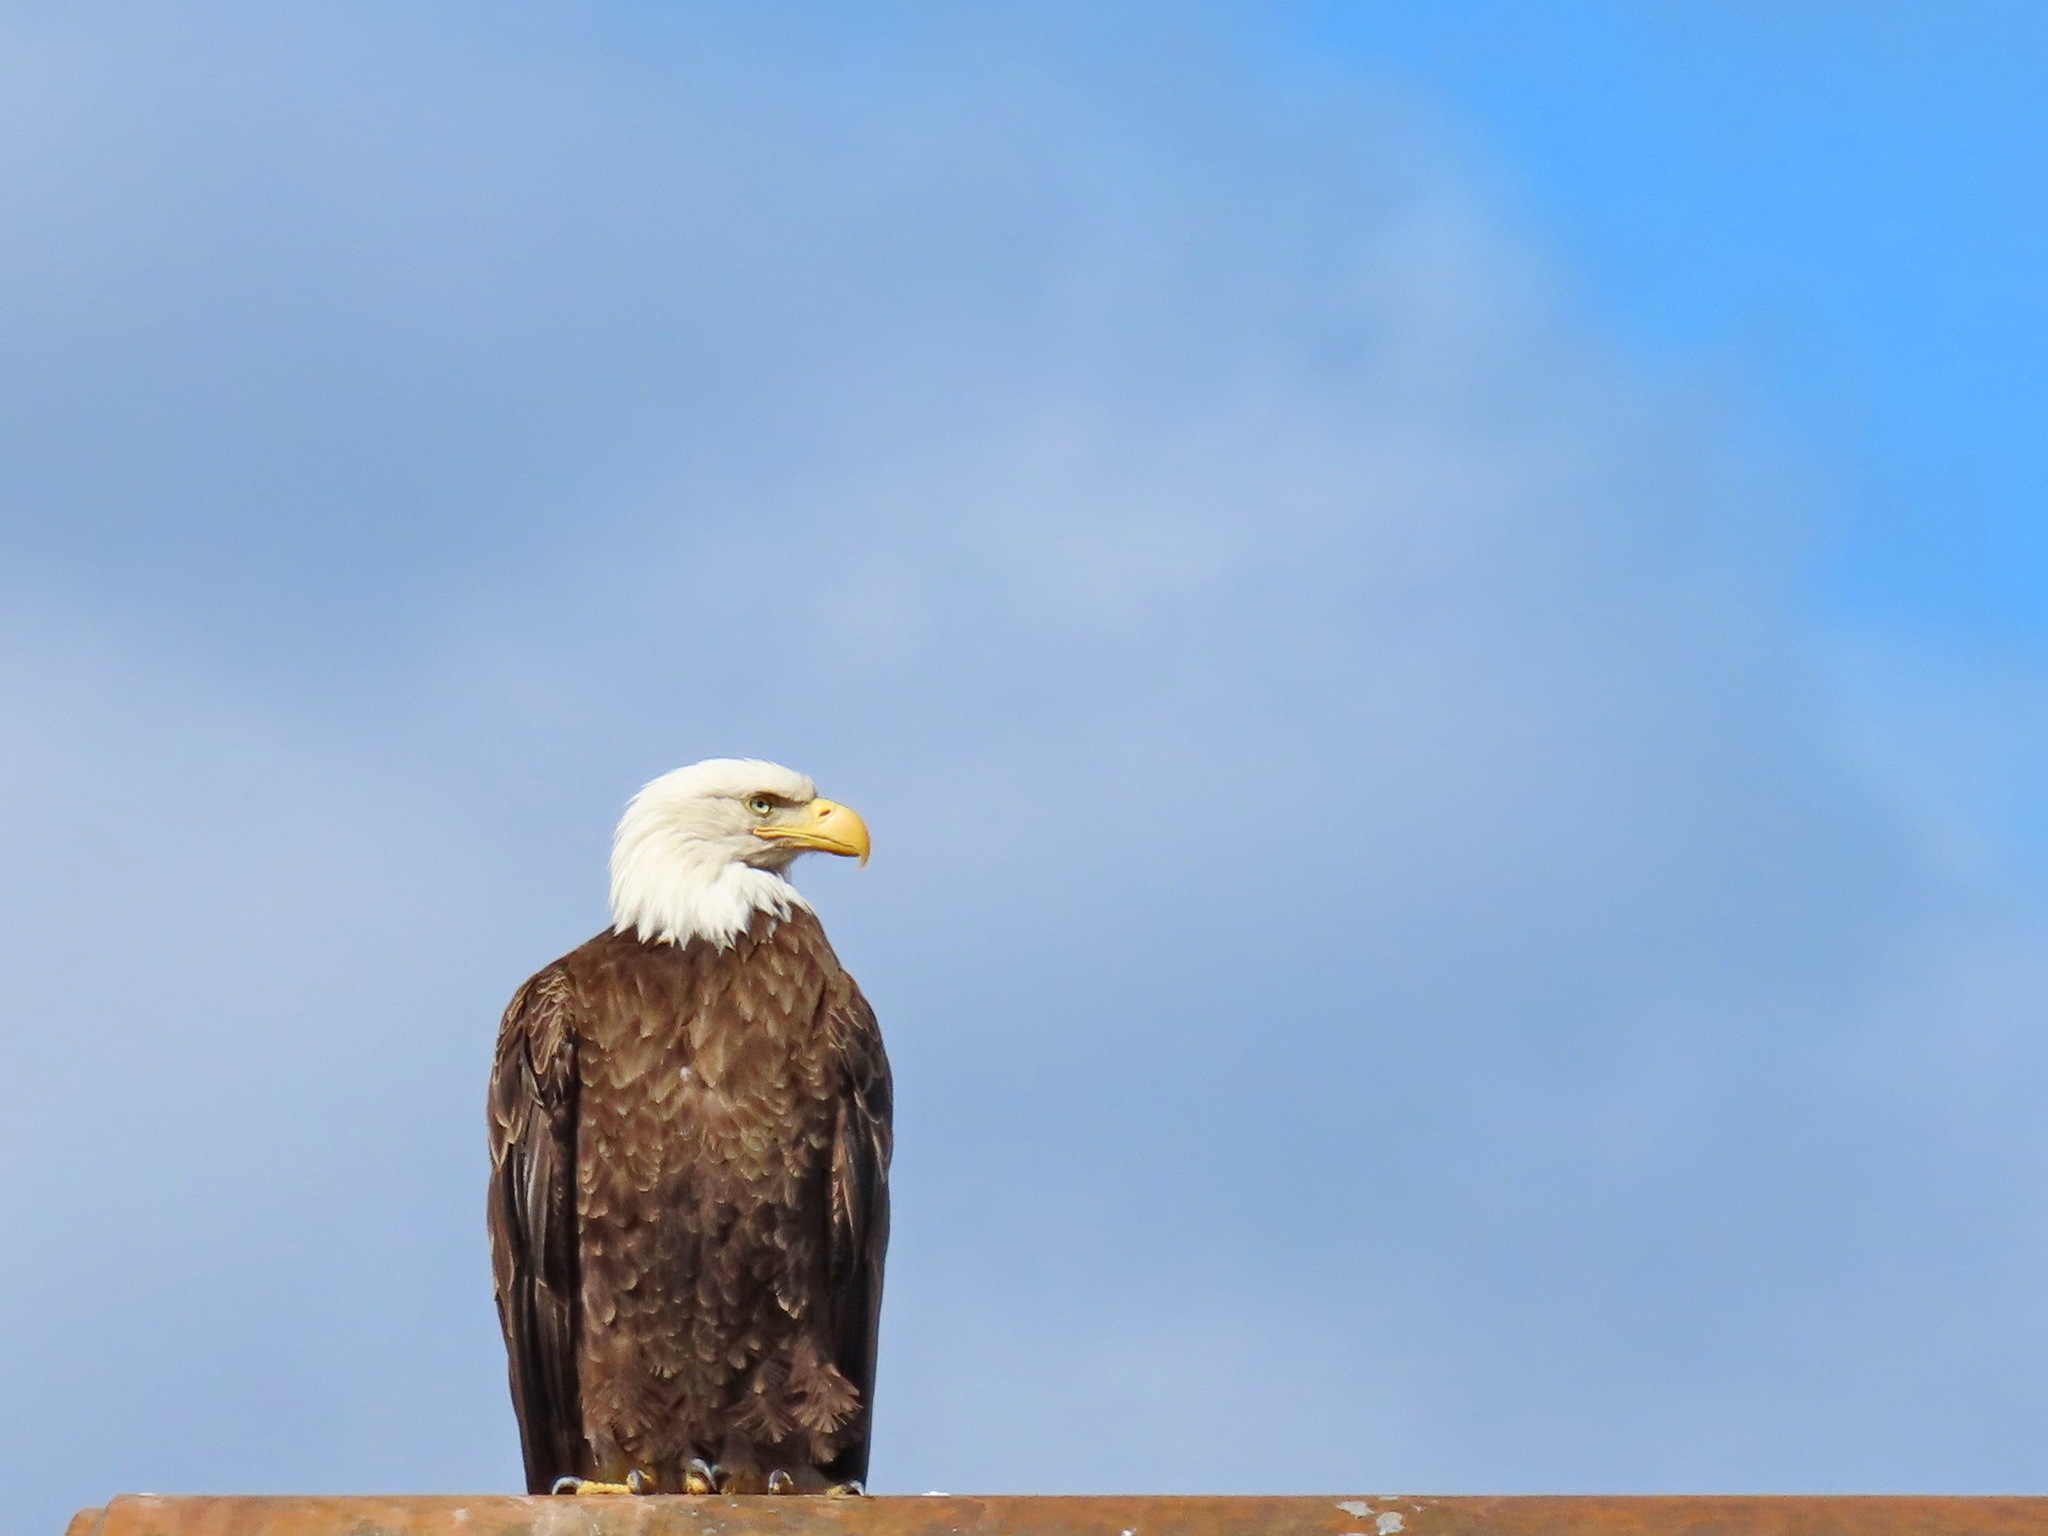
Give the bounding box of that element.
[488,906,891,1494]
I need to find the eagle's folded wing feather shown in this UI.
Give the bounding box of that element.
[488,967,583,1494]
[822,975,893,1486]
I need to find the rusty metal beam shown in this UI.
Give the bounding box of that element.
[57,1495,2048,1536]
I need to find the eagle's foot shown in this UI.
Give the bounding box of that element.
[683,1458,723,1495]
[826,1481,867,1497]
[767,1471,796,1495]
[550,1477,639,1496]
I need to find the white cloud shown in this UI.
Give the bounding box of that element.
[2,5,2047,1526]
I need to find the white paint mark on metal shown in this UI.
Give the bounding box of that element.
[1377,1515,1405,1534]
[1338,1501,1375,1517]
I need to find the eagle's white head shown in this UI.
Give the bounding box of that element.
[608,758,871,950]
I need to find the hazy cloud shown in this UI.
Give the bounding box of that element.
[3,6,2047,1529]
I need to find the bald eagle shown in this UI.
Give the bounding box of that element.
[488,759,889,1496]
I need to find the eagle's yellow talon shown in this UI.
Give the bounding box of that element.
[551,1477,636,1495]
[826,1481,867,1497]
[683,1457,721,1495]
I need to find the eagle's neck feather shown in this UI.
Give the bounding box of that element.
[608,837,811,951]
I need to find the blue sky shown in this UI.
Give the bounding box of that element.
[5,5,2048,1529]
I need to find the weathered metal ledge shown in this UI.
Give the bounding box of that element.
[58,1494,2048,1536]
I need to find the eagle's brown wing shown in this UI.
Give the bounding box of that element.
[487,967,584,1494]
[821,972,893,1487]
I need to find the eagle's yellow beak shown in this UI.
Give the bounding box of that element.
[753,797,871,866]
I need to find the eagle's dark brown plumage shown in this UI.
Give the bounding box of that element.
[487,763,889,1496]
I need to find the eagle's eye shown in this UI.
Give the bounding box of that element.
[747,795,775,816]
